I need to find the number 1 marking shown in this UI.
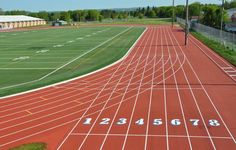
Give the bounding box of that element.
[83,118,92,125]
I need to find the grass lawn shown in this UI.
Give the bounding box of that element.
[9,142,46,150]
[0,26,145,96]
[191,30,236,66]
[79,18,172,25]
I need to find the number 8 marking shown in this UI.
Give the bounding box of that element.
[209,119,220,126]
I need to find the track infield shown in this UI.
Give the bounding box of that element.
[0,25,236,150]
[0,26,144,96]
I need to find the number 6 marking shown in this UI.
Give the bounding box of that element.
[171,119,181,126]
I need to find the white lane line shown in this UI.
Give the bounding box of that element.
[161,27,169,150]
[56,27,145,150]
[184,35,236,144]
[165,27,192,149]
[78,27,151,150]
[0,27,132,91]
[225,70,236,73]
[170,27,217,149]
[122,27,155,150]
[70,133,232,139]
[144,27,159,150]
[189,36,236,82]
[221,67,233,69]
[100,28,157,150]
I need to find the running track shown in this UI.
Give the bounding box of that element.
[0,25,236,150]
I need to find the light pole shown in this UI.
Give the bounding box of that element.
[220,0,225,38]
[185,0,189,45]
[172,0,175,28]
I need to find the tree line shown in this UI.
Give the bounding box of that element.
[0,0,236,29]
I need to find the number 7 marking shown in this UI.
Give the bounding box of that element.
[190,119,200,126]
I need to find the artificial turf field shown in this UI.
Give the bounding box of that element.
[0,26,145,96]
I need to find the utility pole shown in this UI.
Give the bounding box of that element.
[185,0,189,45]
[172,0,175,28]
[220,0,225,38]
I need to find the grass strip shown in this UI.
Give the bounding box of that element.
[9,142,47,150]
[191,30,236,66]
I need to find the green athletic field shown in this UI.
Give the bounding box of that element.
[0,26,145,96]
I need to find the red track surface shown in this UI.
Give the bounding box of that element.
[0,25,235,150]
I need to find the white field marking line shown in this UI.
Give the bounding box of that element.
[144,27,159,150]
[0,68,56,70]
[78,28,153,150]
[0,27,132,91]
[230,75,236,77]
[169,27,217,149]
[182,33,236,144]
[100,27,158,150]
[70,133,232,139]
[56,27,147,150]
[121,27,155,150]
[0,27,143,100]
[165,27,192,149]
[161,27,169,150]
[189,37,236,83]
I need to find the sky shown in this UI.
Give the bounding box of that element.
[0,0,222,12]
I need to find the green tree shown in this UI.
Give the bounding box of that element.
[38,11,49,21]
[230,0,236,8]
[87,10,99,21]
[60,11,71,22]
[0,8,4,15]
[189,2,201,17]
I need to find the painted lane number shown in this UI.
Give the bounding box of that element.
[83,118,220,127]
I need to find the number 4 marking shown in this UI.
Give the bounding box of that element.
[135,118,144,125]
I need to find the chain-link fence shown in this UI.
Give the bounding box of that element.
[176,17,236,51]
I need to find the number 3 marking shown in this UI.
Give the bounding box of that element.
[117,118,127,125]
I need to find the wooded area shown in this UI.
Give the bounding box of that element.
[0,0,236,29]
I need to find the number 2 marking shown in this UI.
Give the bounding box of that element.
[100,118,110,125]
